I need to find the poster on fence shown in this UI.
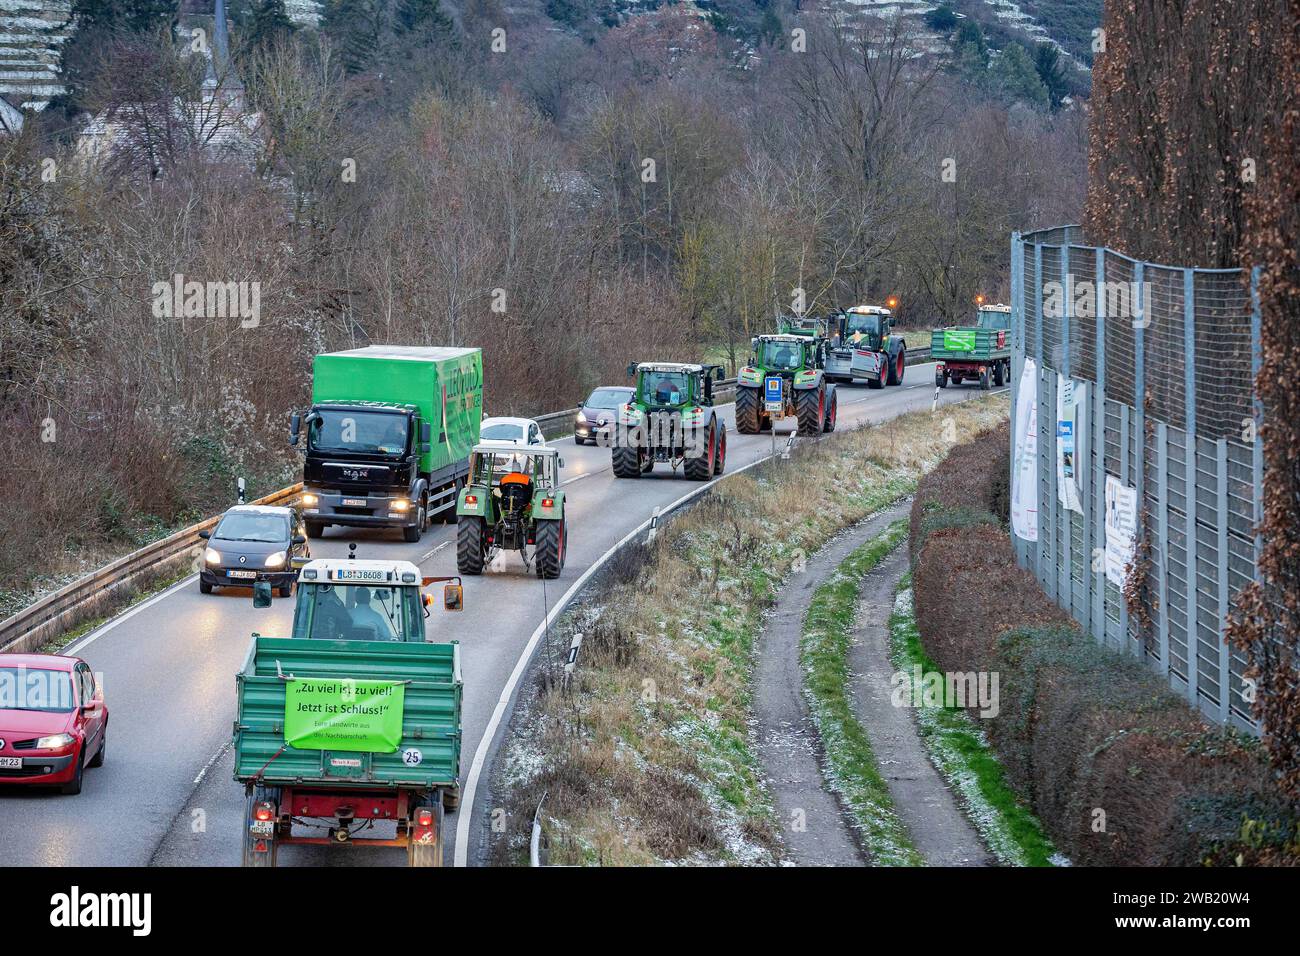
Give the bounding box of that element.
[1012,358,1038,542]
[1056,375,1085,514]
[1104,474,1138,587]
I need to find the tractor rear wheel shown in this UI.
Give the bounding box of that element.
[713,423,727,474]
[823,390,837,432]
[685,424,716,481]
[796,389,824,436]
[457,516,486,575]
[535,518,566,579]
[888,349,904,385]
[612,445,642,478]
[735,386,761,434]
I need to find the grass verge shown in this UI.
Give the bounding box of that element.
[800,519,922,865]
[888,572,1058,866]
[490,394,1010,866]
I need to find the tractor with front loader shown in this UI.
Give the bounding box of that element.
[735,333,838,436]
[455,444,568,579]
[610,363,728,481]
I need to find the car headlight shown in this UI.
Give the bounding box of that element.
[204,548,222,564]
[301,493,318,506]
[391,498,410,512]
[576,412,587,423]
[35,733,74,750]
[264,551,287,569]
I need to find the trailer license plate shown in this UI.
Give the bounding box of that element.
[249,820,275,836]
[0,757,21,769]
[227,570,256,579]
[342,498,367,507]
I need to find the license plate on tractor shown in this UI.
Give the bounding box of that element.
[0,757,21,769]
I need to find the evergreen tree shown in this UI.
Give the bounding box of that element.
[322,0,384,74]
[248,0,296,51]
[1033,43,1069,111]
[989,42,1050,111]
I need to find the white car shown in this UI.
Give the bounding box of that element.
[479,416,545,447]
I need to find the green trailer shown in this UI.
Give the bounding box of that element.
[232,556,464,867]
[290,346,484,541]
[932,304,1012,390]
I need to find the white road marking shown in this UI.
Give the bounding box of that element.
[418,540,452,562]
[194,741,230,785]
[62,575,197,657]
[453,454,775,866]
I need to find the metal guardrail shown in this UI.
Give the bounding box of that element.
[0,484,302,655]
[1,348,935,655]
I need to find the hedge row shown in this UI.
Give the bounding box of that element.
[910,424,1299,866]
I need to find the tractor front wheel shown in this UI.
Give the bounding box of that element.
[457,516,486,575]
[535,519,566,579]
[888,349,905,385]
[735,386,761,434]
[685,424,715,481]
[796,389,824,436]
[612,445,642,478]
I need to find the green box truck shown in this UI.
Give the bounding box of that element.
[932,304,1011,390]
[233,555,464,867]
[289,346,483,541]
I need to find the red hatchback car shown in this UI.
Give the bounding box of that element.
[0,654,107,795]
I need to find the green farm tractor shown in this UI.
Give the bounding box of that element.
[455,444,568,579]
[735,333,838,436]
[611,363,728,480]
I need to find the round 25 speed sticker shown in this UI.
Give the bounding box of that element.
[401,748,423,766]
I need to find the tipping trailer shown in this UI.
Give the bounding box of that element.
[289,346,483,542]
[232,555,464,867]
[932,304,1011,390]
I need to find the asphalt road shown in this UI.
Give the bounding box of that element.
[0,365,1007,867]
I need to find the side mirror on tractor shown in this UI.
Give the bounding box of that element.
[443,584,463,612]
[626,363,637,378]
[252,581,273,609]
[289,411,301,446]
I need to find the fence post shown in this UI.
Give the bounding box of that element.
[1184,268,1199,703]
[1130,261,1146,657]
[1060,244,1073,612]
[1216,439,1230,723]
[1093,248,1107,643]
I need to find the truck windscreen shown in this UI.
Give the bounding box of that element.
[309,410,410,456]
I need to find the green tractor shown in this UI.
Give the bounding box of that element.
[734,333,838,436]
[455,444,568,579]
[611,363,728,480]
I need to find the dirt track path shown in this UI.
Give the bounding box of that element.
[754,502,991,866]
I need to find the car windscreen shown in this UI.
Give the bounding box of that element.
[0,667,76,713]
[644,371,689,404]
[586,388,631,409]
[296,583,418,642]
[214,512,288,543]
[480,422,525,442]
[309,409,409,456]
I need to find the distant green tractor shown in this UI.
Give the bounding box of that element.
[611,363,727,480]
[735,333,838,436]
[455,444,567,579]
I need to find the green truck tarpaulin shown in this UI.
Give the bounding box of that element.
[284,678,405,753]
[942,329,977,352]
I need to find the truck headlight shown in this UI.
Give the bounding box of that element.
[264,551,287,568]
[204,548,222,564]
[35,733,74,750]
[301,493,318,506]
[391,498,410,512]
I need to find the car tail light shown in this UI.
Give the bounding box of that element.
[465,494,478,506]
[541,497,554,508]
[254,801,275,822]
[415,808,435,828]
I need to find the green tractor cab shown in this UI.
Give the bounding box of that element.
[611,363,728,481]
[455,444,568,579]
[735,333,838,436]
